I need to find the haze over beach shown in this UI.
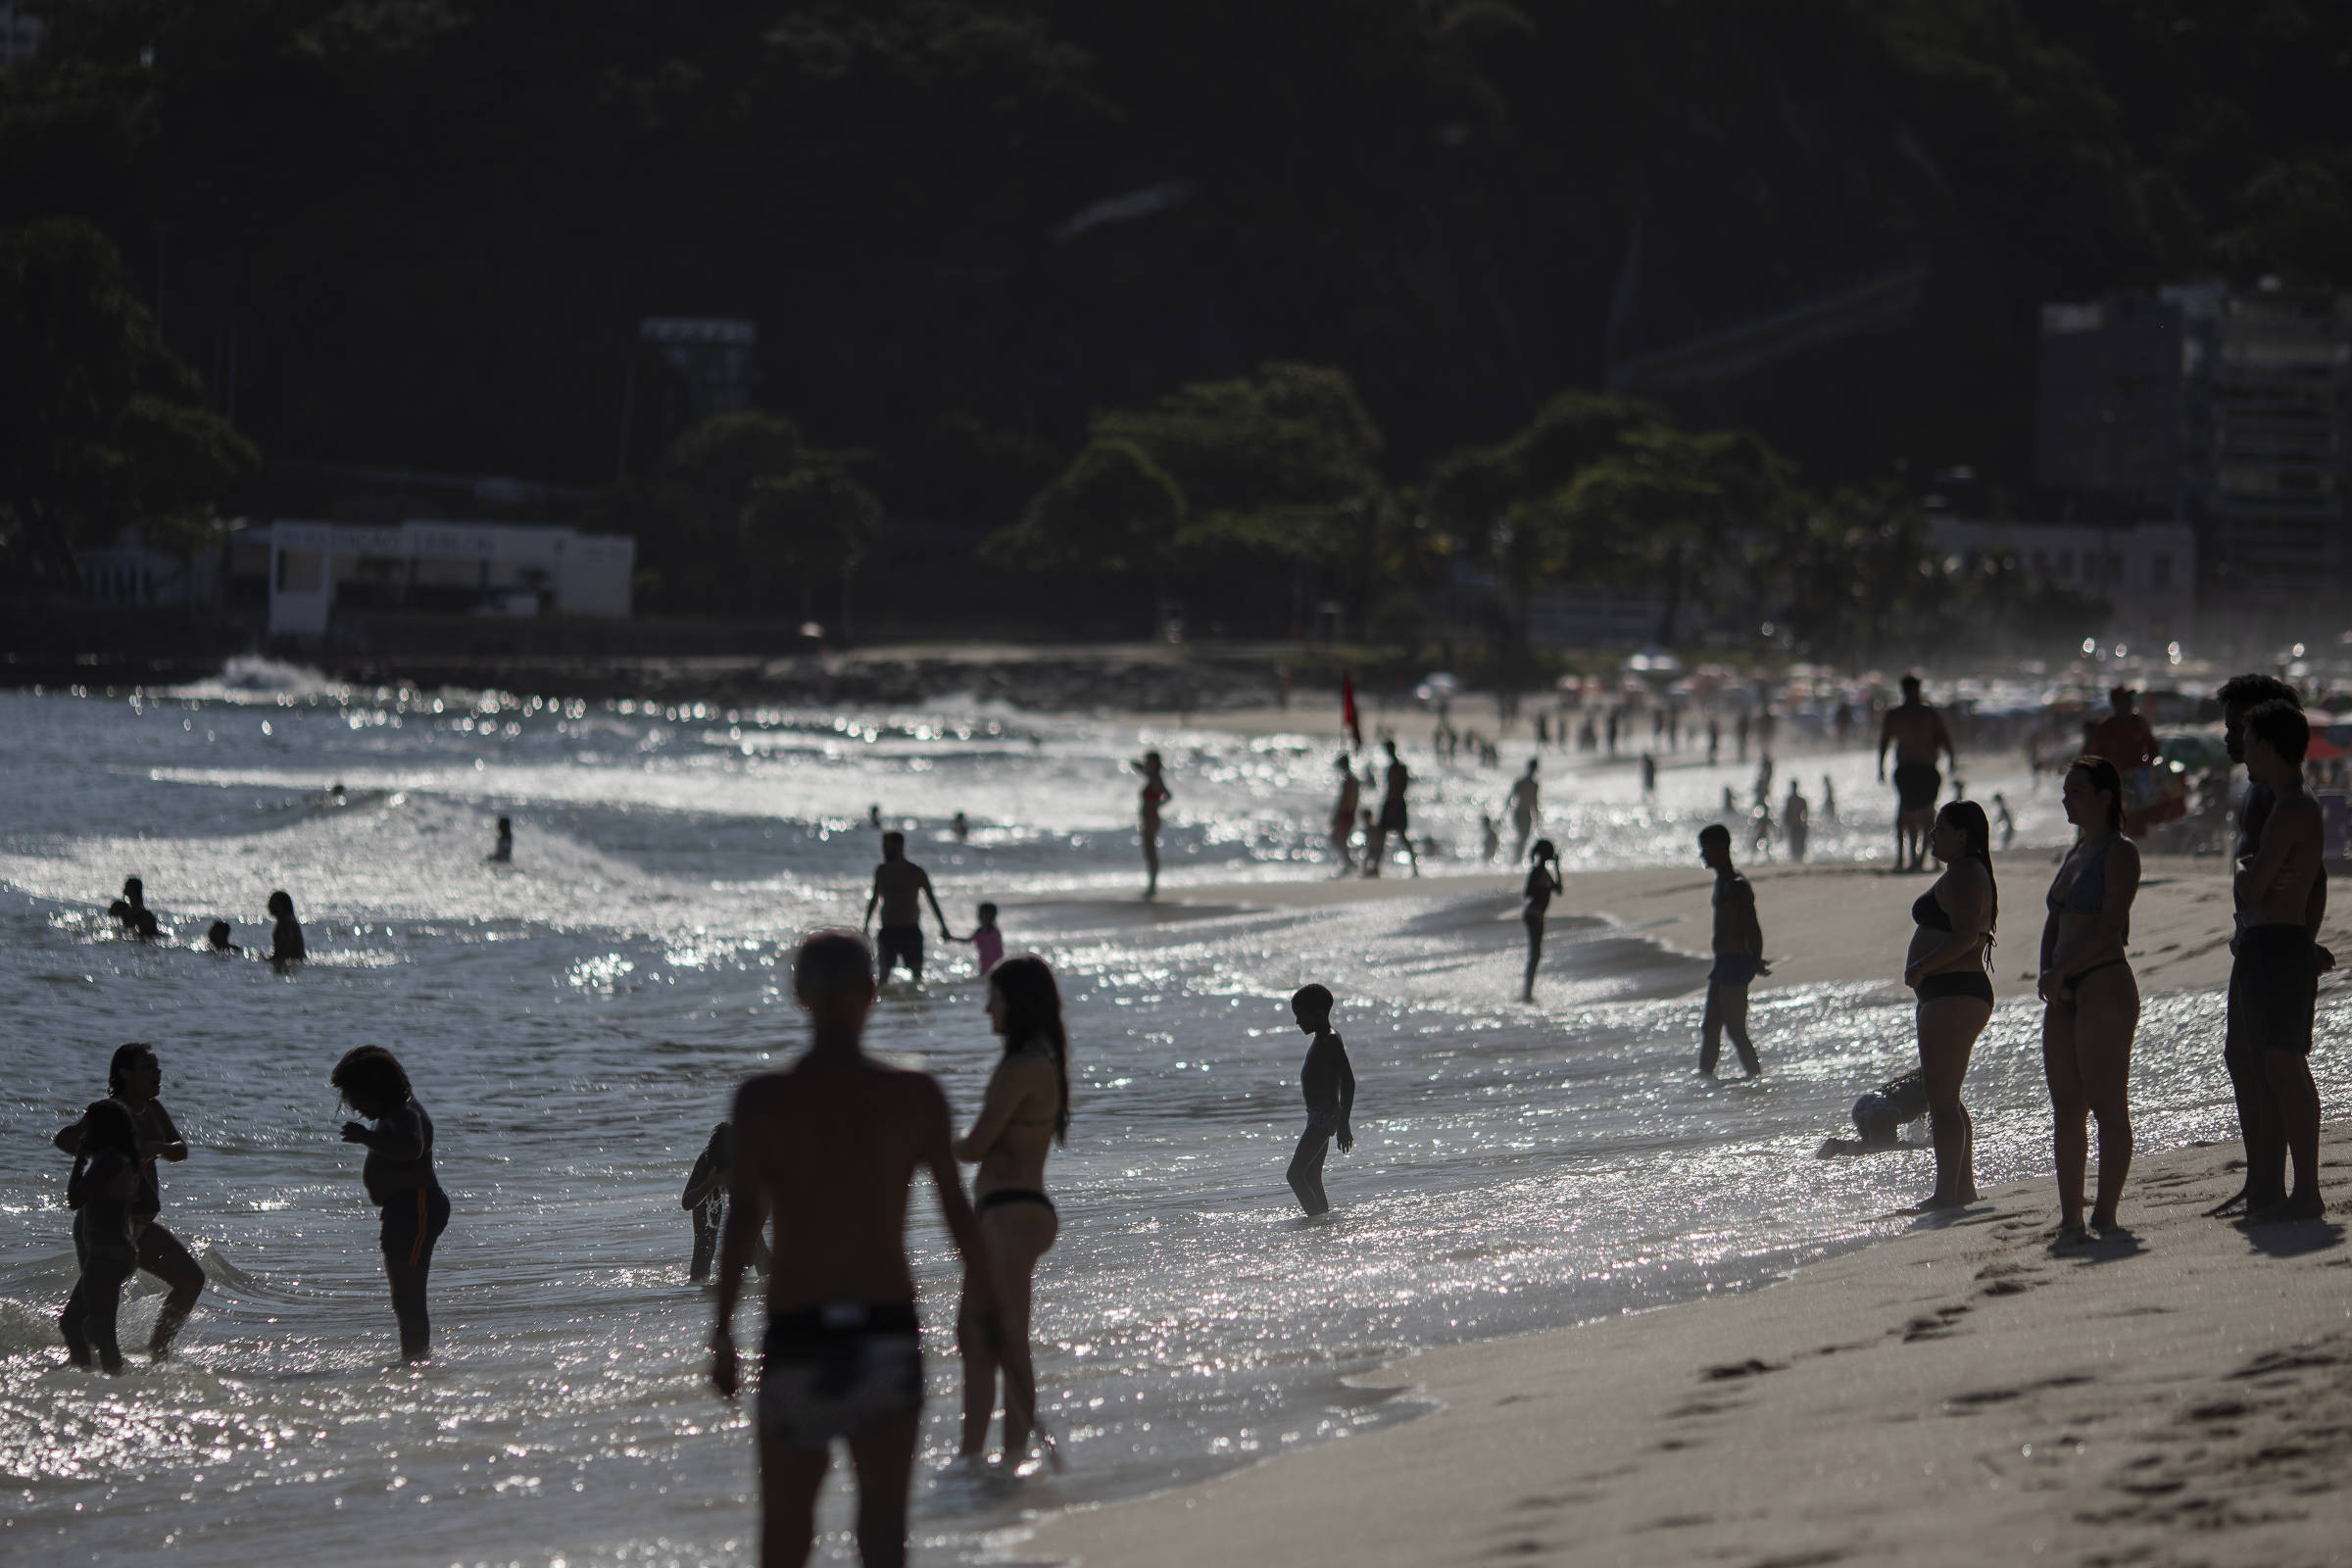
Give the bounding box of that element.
[9,3,2352,1564]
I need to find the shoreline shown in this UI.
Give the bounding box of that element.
[1019,1123,2352,1567]
[1117,854,2351,998]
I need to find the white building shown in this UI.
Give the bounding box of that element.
[1927,516,2195,645]
[253,519,635,641]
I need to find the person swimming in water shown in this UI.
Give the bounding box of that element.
[1286,985,1355,1217]
[59,1099,142,1373]
[1904,802,1998,1209]
[682,1121,769,1284]
[490,816,513,862]
[862,832,951,985]
[206,920,243,955]
[51,1043,206,1359]
[953,954,1070,1468]
[109,876,160,941]
[1136,752,1173,899]
[1520,838,1563,1003]
[708,931,996,1568]
[268,890,305,968]
[333,1046,451,1362]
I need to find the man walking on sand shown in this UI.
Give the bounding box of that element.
[1697,825,1768,1076]
[1879,674,1956,872]
[2210,678,2334,1220]
[710,931,996,1567]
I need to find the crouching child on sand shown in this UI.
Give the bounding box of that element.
[1286,985,1355,1217]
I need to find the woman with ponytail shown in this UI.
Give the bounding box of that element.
[2038,758,2141,1238]
[952,954,1068,1467]
[1902,800,1998,1208]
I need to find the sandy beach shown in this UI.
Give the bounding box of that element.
[1138,854,2352,997]
[1023,1126,2351,1568]
[1009,858,2352,1568]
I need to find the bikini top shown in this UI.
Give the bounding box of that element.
[1911,889,1952,932]
[2047,838,2128,940]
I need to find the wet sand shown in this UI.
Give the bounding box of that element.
[1096,854,2352,997]
[1017,856,2351,1567]
[1023,1127,2351,1568]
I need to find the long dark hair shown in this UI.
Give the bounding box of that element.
[1936,800,1998,932]
[108,1042,157,1098]
[988,955,1068,1143]
[2066,755,2125,836]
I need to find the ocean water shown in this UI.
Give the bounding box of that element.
[0,678,2339,1567]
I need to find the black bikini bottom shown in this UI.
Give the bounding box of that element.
[1916,971,1993,1005]
[978,1188,1055,1215]
[2056,957,2132,1002]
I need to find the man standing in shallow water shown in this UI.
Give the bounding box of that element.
[710,931,995,1568]
[1879,674,1956,872]
[862,832,951,984]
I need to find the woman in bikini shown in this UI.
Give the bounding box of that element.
[1902,801,1998,1209]
[2037,757,2141,1238]
[952,954,1069,1467]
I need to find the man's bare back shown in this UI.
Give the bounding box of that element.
[1879,701,1953,767]
[728,1055,957,1311]
[869,860,935,929]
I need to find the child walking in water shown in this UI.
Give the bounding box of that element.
[1286,985,1355,1217]
[961,902,1005,975]
[59,1100,141,1373]
[333,1047,451,1362]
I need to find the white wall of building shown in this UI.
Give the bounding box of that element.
[1927,516,2195,644]
[262,519,635,640]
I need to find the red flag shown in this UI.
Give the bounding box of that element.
[1342,671,1363,750]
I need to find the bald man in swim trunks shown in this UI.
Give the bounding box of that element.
[1879,674,1957,873]
[710,931,995,1567]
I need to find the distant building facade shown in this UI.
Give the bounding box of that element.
[241,519,635,641]
[0,2,42,66]
[2036,284,2352,608]
[1928,516,2196,646]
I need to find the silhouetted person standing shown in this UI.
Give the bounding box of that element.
[1285,985,1354,1216]
[709,931,995,1567]
[862,832,951,983]
[1696,826,1766,1076]
[1368,740,1419,877]
[2230,700,2329,1221]
[1879,674,1957,872]
[333,1046,451,1362]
